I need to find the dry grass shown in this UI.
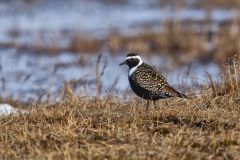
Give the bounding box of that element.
[107,19,240,66]
[0,58,239,160]
[3,18,239,67]
[1,93,240,159]
[1,58,240,159]
[0,2,240,158]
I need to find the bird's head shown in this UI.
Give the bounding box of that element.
[119,53,143,69]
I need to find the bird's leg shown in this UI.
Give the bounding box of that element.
[153,100,157,109]
[146,100,150,111]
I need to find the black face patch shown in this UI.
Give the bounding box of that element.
[127,52,138,57]
[126,58,140,68]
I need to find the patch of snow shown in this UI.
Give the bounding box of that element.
[0,104,16,115]
[0,104,26,116]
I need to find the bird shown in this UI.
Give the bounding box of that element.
[119,52,189,110]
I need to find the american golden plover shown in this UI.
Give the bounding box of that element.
[119,53,189,110]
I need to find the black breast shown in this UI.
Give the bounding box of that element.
[128,63,168,100]
[129,77,153,99]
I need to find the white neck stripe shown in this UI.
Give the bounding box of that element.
[128,56,143,76]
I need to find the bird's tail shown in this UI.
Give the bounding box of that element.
[164,85,190,99]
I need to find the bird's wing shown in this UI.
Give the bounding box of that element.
[133,64,167,92]
[133,63,189,98]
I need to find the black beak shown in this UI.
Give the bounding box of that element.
[119,61,126,66]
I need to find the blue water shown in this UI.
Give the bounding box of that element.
[0,0,238,46]
[0,49,220,102]
[0,0,235,102]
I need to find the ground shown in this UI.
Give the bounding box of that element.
[0,93,240,159]
[0,1,239,159]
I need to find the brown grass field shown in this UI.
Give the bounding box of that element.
[0,63,240,160]
[0,94,240,159]
[0,1,239,159]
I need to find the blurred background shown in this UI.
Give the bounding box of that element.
[0,0,239,103]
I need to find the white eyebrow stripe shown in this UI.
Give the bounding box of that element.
[125,55,141,60]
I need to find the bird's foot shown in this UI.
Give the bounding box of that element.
[153,100,157,109]
[146,100,150,111]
